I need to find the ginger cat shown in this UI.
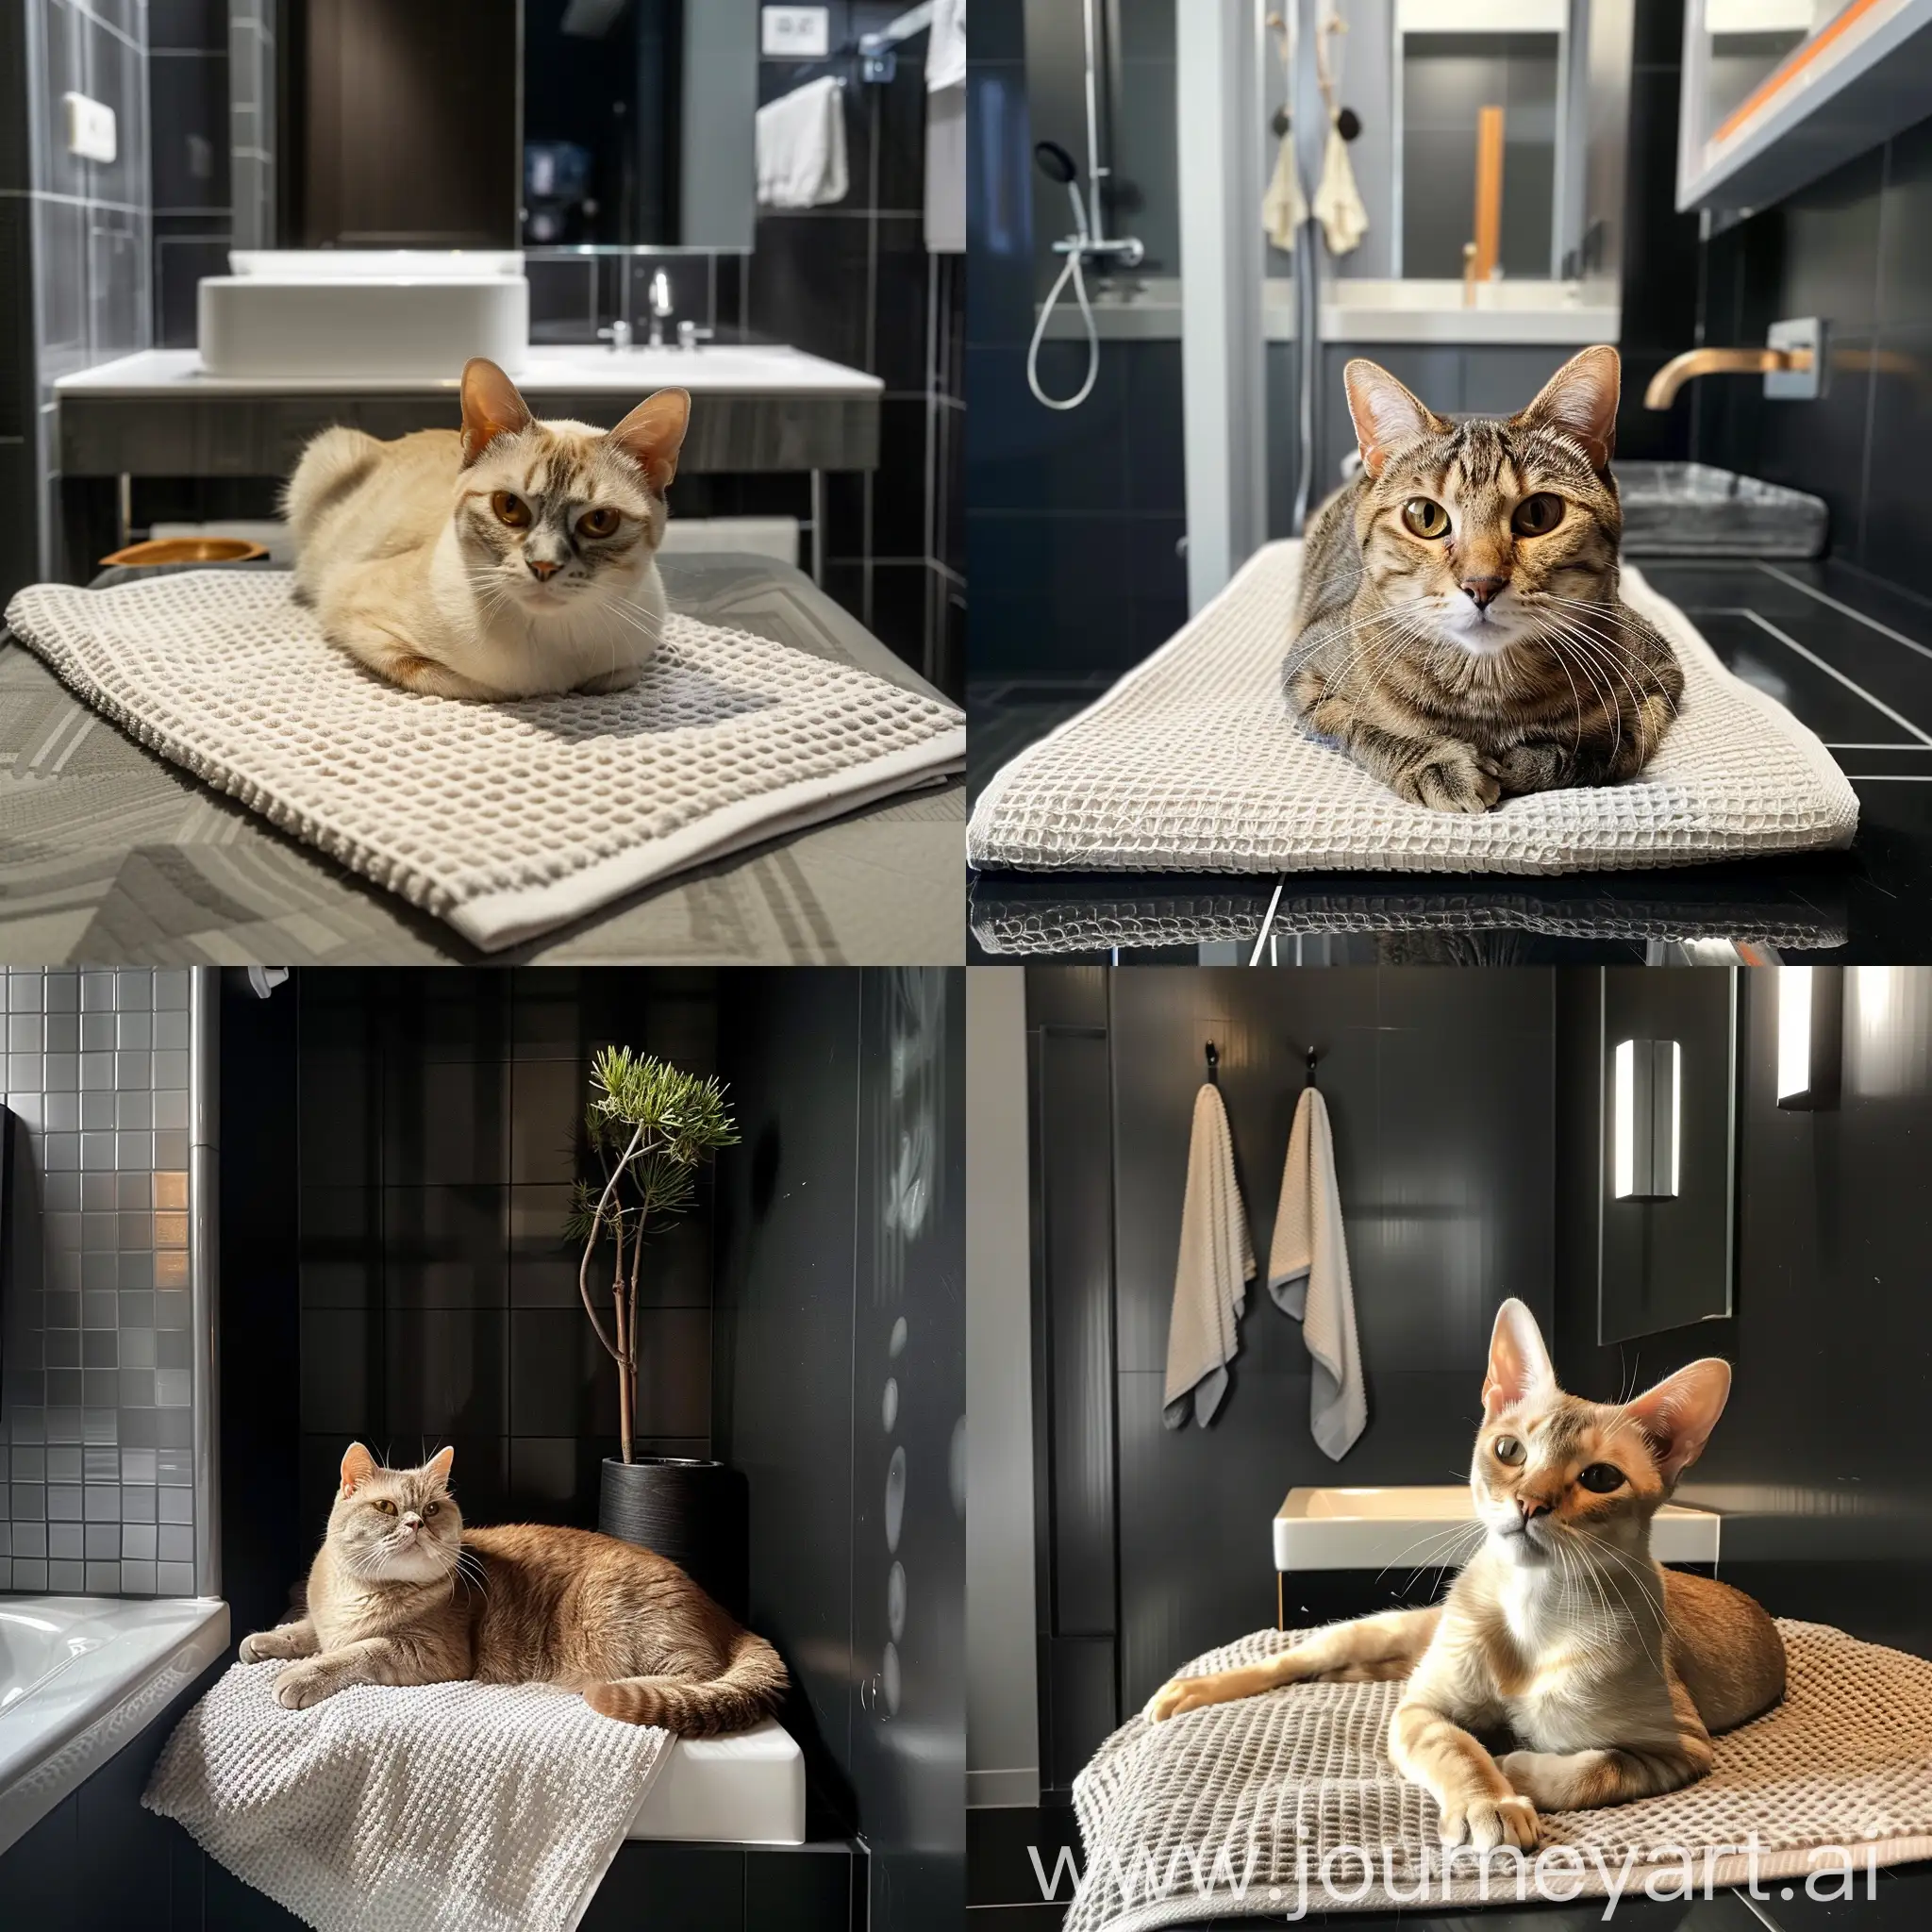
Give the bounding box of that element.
[240,1444,786,1737]
[1146,1299,1783,1851]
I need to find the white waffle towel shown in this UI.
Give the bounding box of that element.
[757,75,850,208]
[3,569,964,951]
[1163,1083,1255,1429]
[143,1659,670,1932]
[1267,1087,1365,1460]
[967,541,1858,875]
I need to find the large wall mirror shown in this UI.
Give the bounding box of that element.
[523,0,758,251]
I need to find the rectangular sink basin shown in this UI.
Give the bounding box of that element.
[1274,1484,1720,1571]
[1618,461,1826,559]
[198,253,528,379]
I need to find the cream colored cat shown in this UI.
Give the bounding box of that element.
[285,358,690,699]
[239,1444,787,1736]
[1146,1299,1784,1851]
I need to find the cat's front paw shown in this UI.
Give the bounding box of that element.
[273,1663,335,1710]
[1399,744,1502,814]
[1495,1749,1594,1811]
[1492,743,1570,795]
[1145,1675,1219,1724]
[239,1631,271,1664]
[1437,1789,1539,1852]
[576,664,642,695]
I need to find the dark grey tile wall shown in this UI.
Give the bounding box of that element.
[151,0,232,350]
[0,0,153,597]
[0,968,201,1596]
[967,0,1187,682]
[1024,965,1558,1790]
[1553,968,1932,1663]
[292,969,719,1538]
[1694,105,1932,603]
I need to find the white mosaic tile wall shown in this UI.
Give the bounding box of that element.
[1,967,198,1596]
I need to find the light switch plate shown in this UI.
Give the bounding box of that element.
[63,92,117,164]
[761,7,830,58]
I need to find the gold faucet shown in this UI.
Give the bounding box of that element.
[1643,344,1814,409]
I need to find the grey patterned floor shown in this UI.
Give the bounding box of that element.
[0,555,963,966]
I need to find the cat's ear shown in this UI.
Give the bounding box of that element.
[1482,1298,1556,1418]
[1515,344,1621,474]
[1624,1357,1731,1481]
[340,1442,379,1496]
[609,388,691,494]
[424,1445,455,1485]
[1344,358,1444,477]
[458,358,535,466]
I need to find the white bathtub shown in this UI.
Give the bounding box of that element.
[0,1595,228,1858]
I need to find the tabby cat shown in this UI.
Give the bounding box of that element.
[239,1444,787,1737]
[1146,1299,1784,1852]
[1285,344,1684,811]
[285,358,689,700]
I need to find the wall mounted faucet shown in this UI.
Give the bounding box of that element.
[1644,318,1824,408]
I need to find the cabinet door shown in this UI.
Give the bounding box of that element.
[850,970,965,1931]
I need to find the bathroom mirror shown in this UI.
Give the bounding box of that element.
[1597,970,1738,1345]
[522,0,758,250]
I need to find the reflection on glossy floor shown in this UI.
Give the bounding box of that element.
[967,559,1932,965]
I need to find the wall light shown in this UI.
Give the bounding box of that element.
[1775,966,1841,1110]
[1611,1038,1681,1200]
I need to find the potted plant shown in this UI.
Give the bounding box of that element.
[566,1045,747,1614]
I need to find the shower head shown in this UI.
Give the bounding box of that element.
[1034,141,1079,186]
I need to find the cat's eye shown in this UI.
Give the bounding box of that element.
[424,1501,440,1516]
[1577,1462,1625,1493]
[1510,492,1565,537]
[1401,497,1450,540]
[1491,1435,1526,1466]
[373,1498,398,1515]
[491,491,531,528]
[576,507,621,539]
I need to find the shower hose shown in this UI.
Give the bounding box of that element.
[1025,245,1099,411]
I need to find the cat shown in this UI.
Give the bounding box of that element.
[1285,344,1684,812]
[238,1443,788,1737]
[1145,1298,1784,1853]
[284,358,690,700]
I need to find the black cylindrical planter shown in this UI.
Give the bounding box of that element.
[599,1457,749,1624]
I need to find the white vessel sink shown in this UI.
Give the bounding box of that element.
[199,254,528,379]
[1274,1484,1721,1572]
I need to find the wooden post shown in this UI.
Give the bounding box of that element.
[1472,104,1506,286]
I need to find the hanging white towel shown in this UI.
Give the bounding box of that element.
[1266,1087,1366,1459]
[756,76,850,210]
[928,0,968,92]
[1261,130,1307,253]
[1163,1082,1256,1430]
[1311,119,1369,257]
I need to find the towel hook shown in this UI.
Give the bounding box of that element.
[1304,1045,1322,1090]
[1205,1041,1220,1085]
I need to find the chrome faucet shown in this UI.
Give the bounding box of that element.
[646,269,674,349]
[596,317,632,354]
[677,319,714,354]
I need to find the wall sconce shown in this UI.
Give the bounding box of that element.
[1775,966,1842,1110]
[1611,1038,1681,1199]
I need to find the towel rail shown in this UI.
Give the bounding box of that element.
[855,1,934,82]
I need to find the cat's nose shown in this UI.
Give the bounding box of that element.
[1460,575,1507,609]
[526,558,561,581]
[1517,1494,1553,1523]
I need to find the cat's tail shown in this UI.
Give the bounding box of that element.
[281,425,382,544]
[585,1629,790,1737]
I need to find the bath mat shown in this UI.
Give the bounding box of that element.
[3,569,965,951]
[1062,1620,1932,1930]
[967,541,1858,875]
[144,1658,669,1932]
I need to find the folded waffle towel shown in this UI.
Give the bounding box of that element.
[1067,1620,1932,1929]
[1163,1083,1255,1429]
[143,1660,670,1932]
[967,541,1858,876]
[2,569,964,951]
[1266,1087,1365,1459]
[757,75,849,208]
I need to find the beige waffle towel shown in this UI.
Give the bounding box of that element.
[1266,1086,1365,1459]
[1066,1619,1932,1928]
[1162,1083,1255,1429]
